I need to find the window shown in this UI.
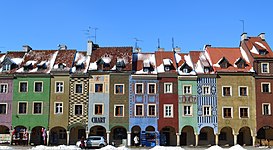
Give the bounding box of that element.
[55,82,64,93]
[18,102,27,114]
[0,84,8,93]
[0,103,7,114]
[148,83,156,94]
[182,68,188,73]
[74,104,83,115]
[54,102,63,114]
[261,63,269,73]
[114,105,124,117]
[261,82,271,93]
[164,104,173,118]
[33,102,42,114]
[3,64,11,71]
[239,86,248,96]
[34,82,43,92]
[135,104,143,116]
[148,104,156,116]
[262,103,271,115]
[223,107,232,118]
[95,84,103,92]
[94,104,103,115]
[183,85,191,95]
[135,83,143,94]
[114,84,124,94]
[19,82,28,92]
[183,105,192,116]
[164,83,173,93]
[222,86,231,96]
[203,106,211,116]
[164,66,170,71]
[202,86,210,95]
[75,83,83,94]
[239,107,249,118]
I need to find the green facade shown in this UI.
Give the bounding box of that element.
[178,77,198,133]
[12,76,50,130]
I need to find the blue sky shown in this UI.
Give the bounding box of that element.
[1,0,273,53]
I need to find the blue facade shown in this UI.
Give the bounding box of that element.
[197,77,218,134]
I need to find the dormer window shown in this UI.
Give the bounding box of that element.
[58,63,66,69]
[143,68,149,72]
[180,63,192,73]
[3,64,11,72]
[235,58,247,69]
[259,49,268,55]
[37,62,47,71]
[23,63,33,71]
[143,59,151,72]
[116,60,125,71]
[76,63,84,70]
[219,57,230,69]
[165,66,170,71]
[204,67,210,73]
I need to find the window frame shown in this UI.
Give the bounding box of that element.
[95,83,104,93]
[34,81,43,93]
[114,104,124,117]
[239,107,249,119]
[203,105,211,116]
[19,81,28,93]
[54,102,63,114]
[55,81,64,93]
[164,83,173,94]
[18,101,28,114]
[147,83,156,94]
[74,104,83,116]
[75,83,83,94]
[222,107,233,118]
[32,101,43,115]
[0,83,8,93]
[183,85,192,95]
[135,83,144,94]
[114,84,124,95]
[222,86,232,97]
[147,104,156,116]
[261,82,271,93]
[134,104,144,116]
[202,85,211,95]
[238,86,248,96]
[2,64,11,71]
[0,103,8,114]
[262,103,271,115]
[261,63,269,73]
[183,104,193,116]
[164,104,173,118]
[93,103,104,115]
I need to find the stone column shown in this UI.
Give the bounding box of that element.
[233,133,237,145]
[28,131,31,145]
[9,130,13,145]
[106,131,110,145]
[252,136,256,146]
[215,134,219,145]
[66,131,70,145]
[195,134,199,146]
[176,133,180,146]
[86,131,89,139]
[46,130,49,145]
[127,132,131,146]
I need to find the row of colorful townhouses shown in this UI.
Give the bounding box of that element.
[0,33,273,147]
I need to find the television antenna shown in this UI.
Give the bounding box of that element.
[83,26,98,43]
[133,38,142,49]
[240,20,245,33]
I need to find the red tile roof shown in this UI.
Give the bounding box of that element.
[54,50,76,69]
[155,51,177,73]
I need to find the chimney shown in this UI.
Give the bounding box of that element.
[87,40,93,56]
[258,33,265,40]
[173,47,181,53]
[158,48,165,51]
[203,44,211,50]
[22,45,32,52]
[58,44,67,50]
[241,33,248,41]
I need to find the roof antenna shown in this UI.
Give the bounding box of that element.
[92,27,98,43]
[240,20,245,33]
[172,37,174,49]
[157,38,160,48]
